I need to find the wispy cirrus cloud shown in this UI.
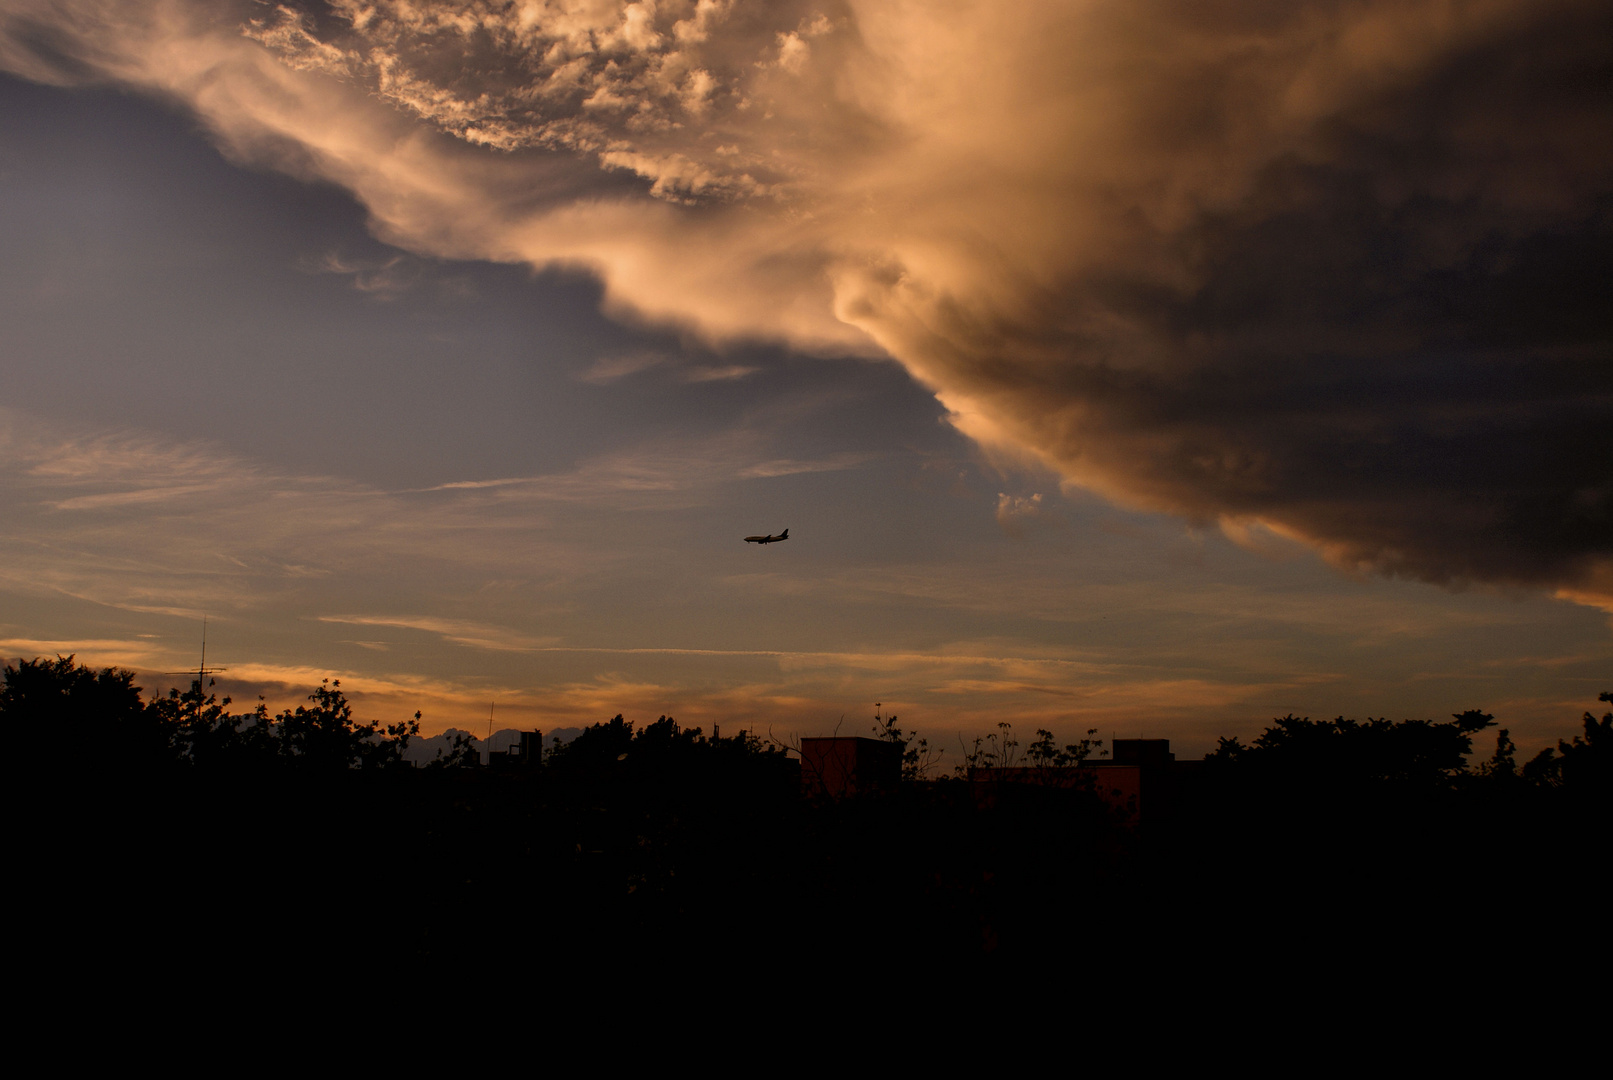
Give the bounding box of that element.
[577,351,669,384]
[738,452,867,479]
[0,637,171,669]
[578,352,758,385]
[0,409,807,621]
[682,364,758,383]
[316,614,559,652]
[0,395,898,698]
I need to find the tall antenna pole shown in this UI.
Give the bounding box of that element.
[197,617,206,721]
[164,616,227,716]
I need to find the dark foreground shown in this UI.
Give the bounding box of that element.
[11,658,1608,981]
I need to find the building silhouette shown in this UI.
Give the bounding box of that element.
[800,737,901,798]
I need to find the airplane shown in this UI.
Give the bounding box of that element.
[744,529,789,544]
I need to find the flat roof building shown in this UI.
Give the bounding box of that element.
[800,737,901,798]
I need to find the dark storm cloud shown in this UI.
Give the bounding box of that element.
[2,0,1609,604]
[915,143,1613,588]
[833,0,1613,602]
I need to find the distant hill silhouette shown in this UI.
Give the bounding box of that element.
[402,726,582,766]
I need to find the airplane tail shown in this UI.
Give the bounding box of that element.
[781,529,789,540]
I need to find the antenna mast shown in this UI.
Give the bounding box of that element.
[164,616,229,716]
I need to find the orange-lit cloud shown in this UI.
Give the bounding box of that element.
[2,0,1607,608]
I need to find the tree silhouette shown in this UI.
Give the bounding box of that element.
[1559,692,1612,794]
[1506,691,1613,795]
[1027,727,1104,768]
[872,711,941,781]
[146,676,253,766]
[1207,709,1496,791]
[273,679,417,769]
[11,649,1607,968]
[956,721,1023,774]
[425,728,479,768]
[1,655,176,766]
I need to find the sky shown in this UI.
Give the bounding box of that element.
[1,0,1608,761]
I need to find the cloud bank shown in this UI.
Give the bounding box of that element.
[3,0,1609,604]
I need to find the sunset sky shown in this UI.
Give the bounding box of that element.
[2,0,1608,759]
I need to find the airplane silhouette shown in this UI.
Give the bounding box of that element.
[744,529,789,544]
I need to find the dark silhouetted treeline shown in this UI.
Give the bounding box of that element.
[9,655,1606,975]
[1,655,420,769]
